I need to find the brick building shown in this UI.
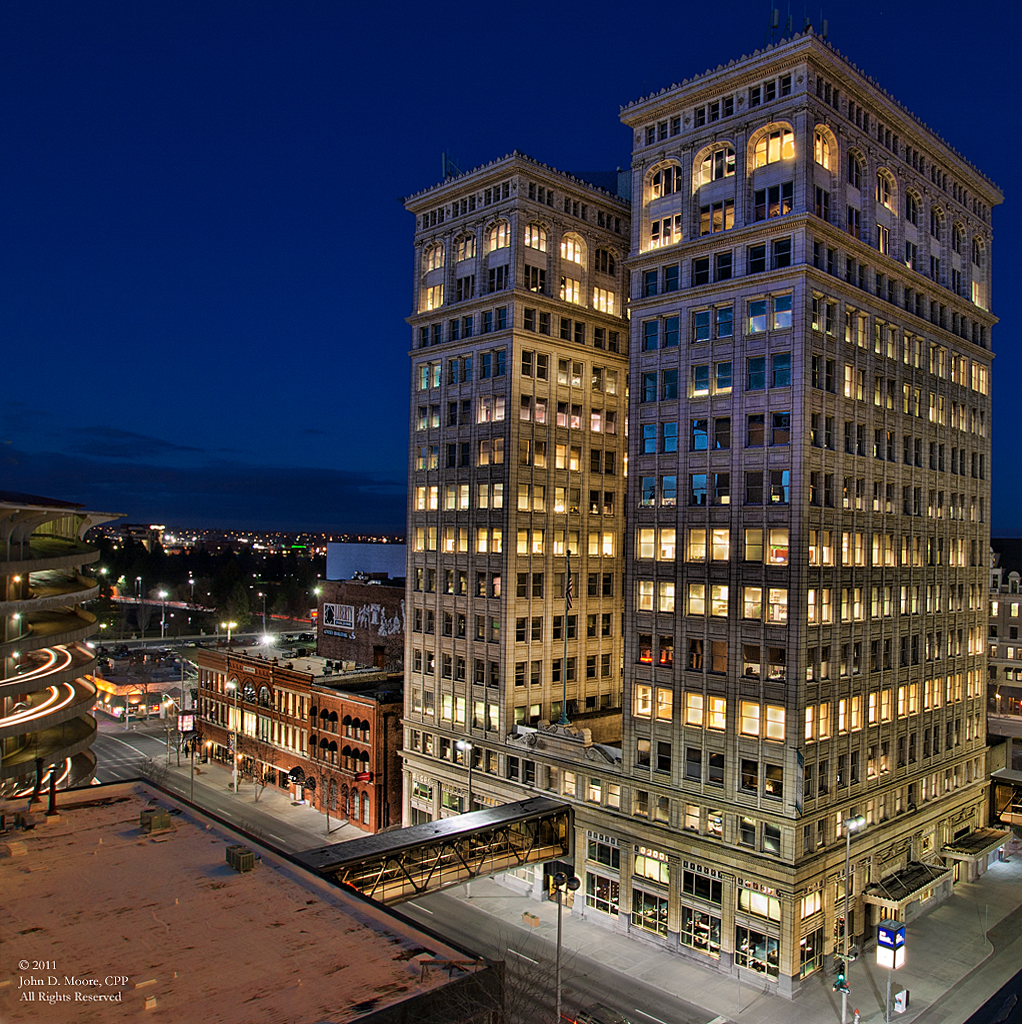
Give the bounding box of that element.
[317,576,405,673]
[194,647,402,833]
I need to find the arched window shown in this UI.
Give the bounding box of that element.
[594,248,616,275]
[487,221,510,251]
[905,191,920,226]
[342,714,352,737]
[524,223,547,251]
[351,790,360,821]
[813,129,833,170]
[693,146,735,188]
[930,206,944,240]
[650,163,682,199]
[257,686,271,708]
[560,234,584,264]
[243,682,257,704]
[972,236,984,267]
[751,124,795,168]
[422,243,444,272]
[952,223,964,254]
[847,150,863,190]
[876,170,896,212]
[455,234,476,261]
[361,792,370,824]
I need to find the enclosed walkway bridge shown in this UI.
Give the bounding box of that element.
[296,796,571,904]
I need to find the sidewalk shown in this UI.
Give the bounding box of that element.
[440,853,1022,1024]
[116,727,1022,1022]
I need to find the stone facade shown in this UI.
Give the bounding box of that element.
[400,31,1005,999]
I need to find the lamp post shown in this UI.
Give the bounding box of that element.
[841,815,866,1024]
[456,740,474,812]
[135,577,144,643]
[222,621,237,645]
[226,681,239,793]
[159,590,168,639]
[258,592,266,632]
[552,870,580,1024]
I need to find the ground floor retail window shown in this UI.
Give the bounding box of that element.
[586,872,620,916]
[681,906,721,958]
[799,925,824,977]
[410,807,431,825]
[735,925,779,978]
[632,887,669,936]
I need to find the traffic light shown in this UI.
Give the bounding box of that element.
[833,967,849,994]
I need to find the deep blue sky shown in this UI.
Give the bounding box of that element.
[2,1,1019,534]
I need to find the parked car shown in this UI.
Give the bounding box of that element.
[298,632,314,642]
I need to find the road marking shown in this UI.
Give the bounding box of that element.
[267,834,284,842]
[507,949,538,964]
[704,1017,729,1024]
[634,1012,669,1024]
[407,902,433,915]
[100,735,151,755]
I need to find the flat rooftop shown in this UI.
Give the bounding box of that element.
[0,783,487,1022]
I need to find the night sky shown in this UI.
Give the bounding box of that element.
[2,1,1019,535]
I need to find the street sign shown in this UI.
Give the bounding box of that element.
[877,919,906,970]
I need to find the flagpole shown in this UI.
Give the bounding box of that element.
[559,549,571,726]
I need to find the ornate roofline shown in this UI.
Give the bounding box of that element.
[402,150,629,207]
[619,30,1000,197]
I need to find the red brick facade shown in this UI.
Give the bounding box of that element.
[194,648,402,833]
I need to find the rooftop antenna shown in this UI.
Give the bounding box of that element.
[764,6,780,45]
[441,151,462,179]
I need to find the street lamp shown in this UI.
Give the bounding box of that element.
[221,621,237,645]
[456,740,474,813]
[135,577,144,643]
[840,814,866,1024]
[226,681,239,794]
[159,590,168,639]
[552,870,581,1024]
[258,592,266,632]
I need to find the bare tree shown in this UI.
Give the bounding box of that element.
[237,733,278,802]
[411,927,567,1024]
[136,601,154,639]
[136,757,170,788]
[127,658,159,721]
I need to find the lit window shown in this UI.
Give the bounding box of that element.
[524,224,547,251]
[694,145,736,186]
[487,221,510,251]
[753,126,795,167]
[561,236,584,264]
[813,129,832,170]
[423,243,445,272]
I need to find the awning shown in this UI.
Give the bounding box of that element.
[942,827,1011,862]
[862,861,953,912]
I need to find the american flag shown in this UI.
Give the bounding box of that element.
[565,559,573,610]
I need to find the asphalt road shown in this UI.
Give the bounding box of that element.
[398,890,721,1024]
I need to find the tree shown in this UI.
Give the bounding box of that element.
[236,733,277,802]
[222,581,251,625]
[135,601,154,639]
[412,928,562,1024]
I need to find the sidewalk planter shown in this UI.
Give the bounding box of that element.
[522,912,540,927]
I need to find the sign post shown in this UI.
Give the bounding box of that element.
[876,919,906,1022]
